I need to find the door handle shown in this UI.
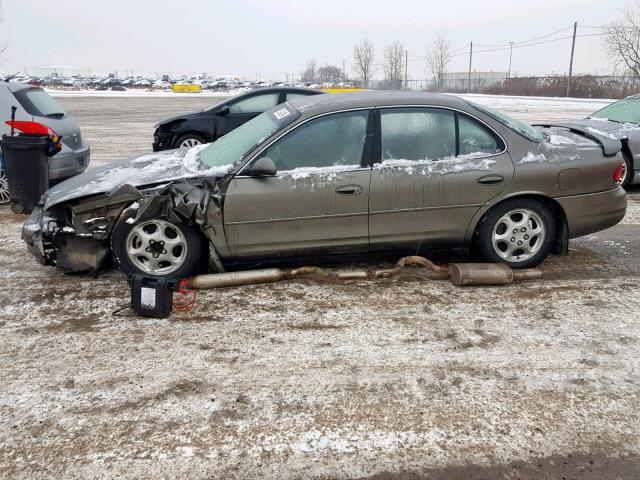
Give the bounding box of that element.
[477,174,504,185]
[336,184,363,195]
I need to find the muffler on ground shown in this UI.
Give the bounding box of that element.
[183,256,542,290]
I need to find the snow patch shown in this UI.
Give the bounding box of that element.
[279,164,358,180]
[374,153,496,176]
[518,152,547,164]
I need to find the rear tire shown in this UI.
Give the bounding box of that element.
[476,198,556,269]
[175,133,205,150]
[111,207,204,279]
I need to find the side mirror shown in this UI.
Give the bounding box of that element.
[217,105,230,116]
[248,157,277,177]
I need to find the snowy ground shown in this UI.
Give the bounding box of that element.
[1,94,639,479]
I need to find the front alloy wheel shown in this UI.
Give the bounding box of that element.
[126,219,188,276]
[111,207,205,278]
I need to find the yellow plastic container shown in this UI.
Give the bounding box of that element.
[172,84,202,93]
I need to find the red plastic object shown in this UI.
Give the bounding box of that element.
[5,120,56,137]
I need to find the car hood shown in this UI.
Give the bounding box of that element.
[42,145,232,209]
[155,110,204,127]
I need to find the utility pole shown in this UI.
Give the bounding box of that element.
[467,41,473,93]
[343,59,346,82]
[508,41,513,79]
[566,21,577,97]
[405,49,408,90]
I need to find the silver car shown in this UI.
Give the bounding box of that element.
[0,82,90,203]
[23,92,626,277]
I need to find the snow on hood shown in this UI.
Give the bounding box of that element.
[43,144,232,209]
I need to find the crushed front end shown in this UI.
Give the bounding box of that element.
[21,185,142,273]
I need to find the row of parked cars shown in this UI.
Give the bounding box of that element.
[2,82,638,279]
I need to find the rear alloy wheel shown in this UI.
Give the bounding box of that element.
[111,208,204,278]
[477,199,556,269]
[176,134,205,150]
[0,170,9,204]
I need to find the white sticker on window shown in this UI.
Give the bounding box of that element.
[273,108,290,120]
[140,287,156,309]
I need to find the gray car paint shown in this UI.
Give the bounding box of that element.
[1,82,90,180]
[22,91,627,274]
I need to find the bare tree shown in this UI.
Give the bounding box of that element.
[604,2,640,78]
[383,41,405,90]
[353,39,375,88]
[318,65,343,83]
[301,59,318,83]
[425,34,452,92]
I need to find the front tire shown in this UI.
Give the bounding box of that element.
[175,133,205,150]
[111,209,204,279]
[476,199,556,269]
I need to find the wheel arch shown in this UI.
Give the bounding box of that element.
[467,193,569,256]
[620,138,636,184]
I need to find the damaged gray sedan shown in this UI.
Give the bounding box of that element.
[23,92,627,278]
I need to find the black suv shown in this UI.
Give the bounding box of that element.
[152,87,322,151]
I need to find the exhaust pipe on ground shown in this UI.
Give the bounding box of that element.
[183,256,542,290]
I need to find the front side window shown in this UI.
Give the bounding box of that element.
[228,93,280,114]
[265,110,369,171]
[458,115,503,155]
[381,108,456,161]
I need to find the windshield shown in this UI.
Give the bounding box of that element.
[591,97,640,124]
[468,101,544,142]
[13,87,66,118]
[199,104,300,168]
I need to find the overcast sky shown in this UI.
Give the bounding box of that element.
[2,0,632,79]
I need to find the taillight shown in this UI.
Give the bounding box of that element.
[613,163,626,185]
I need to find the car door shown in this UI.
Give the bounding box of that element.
[223,109,373,258]
[216,92,281,137]
[369,107,514,251]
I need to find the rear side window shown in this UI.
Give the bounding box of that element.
[228,93,279,114]
[265,110,369,171]
[286,92,312,102]
[458,115,503,155]
[13,88,66,118]
[381,108,456,161]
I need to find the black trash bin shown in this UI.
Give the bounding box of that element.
[1,133,50,214]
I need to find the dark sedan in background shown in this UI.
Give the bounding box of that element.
[152,87,322,151]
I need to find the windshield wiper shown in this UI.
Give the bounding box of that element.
[46,112,65,119]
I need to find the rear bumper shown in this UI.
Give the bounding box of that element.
[556,186,627,239]
[49,143,90,180]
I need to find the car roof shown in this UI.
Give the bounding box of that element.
[236,86,321,97]
[287,91,471,117]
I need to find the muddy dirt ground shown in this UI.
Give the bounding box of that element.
[0,95,639,479]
